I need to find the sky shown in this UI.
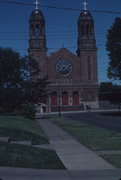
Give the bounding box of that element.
[0,0,121,84]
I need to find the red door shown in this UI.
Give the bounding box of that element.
[51,92,57,106]
[73,91,79,105]
[62,91,68,105]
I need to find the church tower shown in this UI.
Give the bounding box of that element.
[28,0,47,65]
[77,1,98,84]
[77,1,96,55]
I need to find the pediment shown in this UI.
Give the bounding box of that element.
[49,48,80,61]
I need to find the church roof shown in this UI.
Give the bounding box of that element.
[78,10,93,21]
[29,9,45,22]
[49,48,80,60]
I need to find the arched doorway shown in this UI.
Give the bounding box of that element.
[50,91,57,106]
[73,91,79,105]
[62,91,68,106]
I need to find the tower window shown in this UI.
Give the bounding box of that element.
[81,25,84,35]
[87,56,91,80]
[36,42,41,48]
[30,25,35,36]
[35,24,40,39]
[86,24,89,35]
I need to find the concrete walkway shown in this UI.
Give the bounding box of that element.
[37,119,115,171]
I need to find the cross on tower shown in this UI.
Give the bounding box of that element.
[83,1,88,10]
[35,0,39,9]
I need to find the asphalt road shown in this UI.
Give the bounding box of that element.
[64,112,121,133]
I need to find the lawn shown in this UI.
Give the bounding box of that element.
[0,142,65,169]
[101,154,121,168]
[0,115,48,145]
[56,121,121,151]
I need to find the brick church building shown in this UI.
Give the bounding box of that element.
[28,1,99,113]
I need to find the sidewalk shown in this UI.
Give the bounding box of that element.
[37,119,115,171]
[0,167,121,180]
[0,119,121,180]
[36,108,119,117]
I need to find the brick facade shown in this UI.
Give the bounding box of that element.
[29,6,99,113]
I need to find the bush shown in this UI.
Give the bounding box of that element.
[21,103,36,120]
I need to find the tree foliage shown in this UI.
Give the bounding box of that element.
[99,82,121,109]
[99,82,114,101]
[22,57,49,105]
[0,48,25,111]
[99,82,114,93]
[106,17,121,80]
[0,47,49,112]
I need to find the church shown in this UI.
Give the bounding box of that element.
[28,0,99,113]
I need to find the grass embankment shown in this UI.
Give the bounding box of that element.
[0,142,65,169]
[0,115,65,169]
[0,115,48,145]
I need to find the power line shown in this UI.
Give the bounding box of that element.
[0,0,33,6]
[0,0,121,15]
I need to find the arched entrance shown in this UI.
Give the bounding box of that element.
[73,91,79,105]
[62,91,68,106]
[50,91,57,106]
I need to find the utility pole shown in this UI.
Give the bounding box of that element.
[57,74,61,116]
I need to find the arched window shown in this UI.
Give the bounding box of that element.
[86,24,89,35]
[35,24,40,39]
[73,91,79,95]
[87,56,91,80]
[51,91,57,106]
[81,25,84,35]
[73,91,79,105]
[62,91,68,96]
[51,91,57,96]
[61,91,68,106]
[30,25,35,36]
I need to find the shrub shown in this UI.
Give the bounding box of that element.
[21,103,36,120]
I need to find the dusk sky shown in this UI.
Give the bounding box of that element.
[0,0,121,83]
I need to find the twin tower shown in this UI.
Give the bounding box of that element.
[28,1,99,113]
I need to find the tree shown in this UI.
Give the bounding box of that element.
[109,85,121,111]
[0,47,25,111]
[99,82,114,100]
[22,57,49,105]
[99,82,114,93]
[0,47,49,113]
[106,17,121,80]
[99,82,121,111]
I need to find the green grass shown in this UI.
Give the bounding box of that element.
[0,115,48,145]
[0,142,65,169]
[101,154,121,168]
[56,121,121,151]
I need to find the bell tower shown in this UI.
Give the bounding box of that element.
[77,1,96,55]
[77,1,98,83]
[28,0,47,62]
